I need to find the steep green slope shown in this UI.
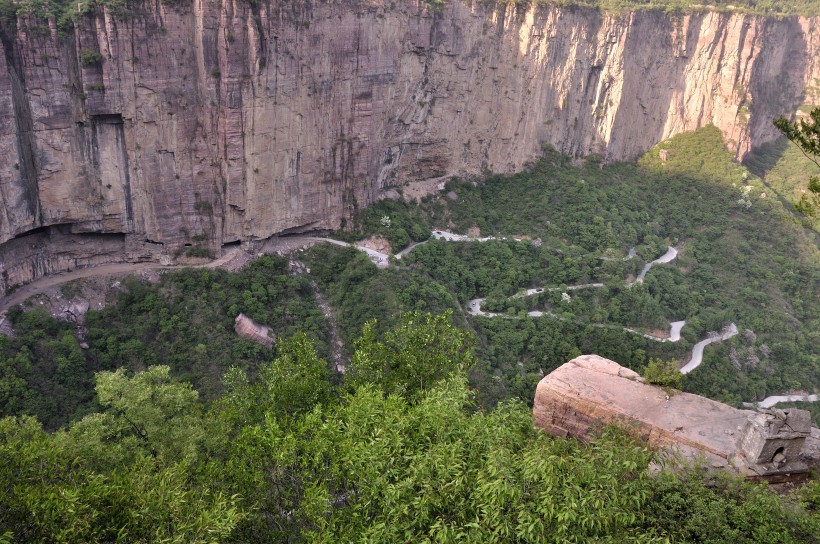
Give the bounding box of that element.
[328,126,818,406]
[1,315,818,543]
[0,256,328,430]
[745,135,820,232]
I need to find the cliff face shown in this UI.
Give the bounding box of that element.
[1,0,818,295]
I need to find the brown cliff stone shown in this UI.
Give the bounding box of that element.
[533,355,816,480]
[233,313,275,348]
[1,1,818,296]
[357,235,392,255]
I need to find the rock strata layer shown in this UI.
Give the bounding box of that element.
[1,1,818,295]
[533,355,818,480]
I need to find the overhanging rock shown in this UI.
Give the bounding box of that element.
[532,355,817,481]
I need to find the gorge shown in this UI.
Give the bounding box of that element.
[1,0,819,296]
[2,2,820,541]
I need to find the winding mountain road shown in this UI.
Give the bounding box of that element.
[757,394,819,409]
[679,323,739,374]
[459,242,738,374]
[635,246,678,283]
[0,230,746,384]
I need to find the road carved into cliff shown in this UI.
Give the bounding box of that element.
[0,231,743,382]
[0,249,248,313]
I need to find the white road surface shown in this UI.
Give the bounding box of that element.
[679,323,739,374]
[635,246,678,283]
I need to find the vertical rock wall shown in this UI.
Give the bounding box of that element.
[0,0,818,295]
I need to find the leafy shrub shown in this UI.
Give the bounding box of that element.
[185,246,212,258]
[642,358,683,390]
[79,49,102,67]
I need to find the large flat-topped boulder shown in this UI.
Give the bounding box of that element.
[533,355,814,480]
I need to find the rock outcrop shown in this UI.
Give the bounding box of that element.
[1,0,818,295]
[0,312,13,338]
[533,355,817,480]
[233,313,275,348]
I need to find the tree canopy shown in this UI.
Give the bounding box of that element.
[775,107,820,222]
[1,313,819,542]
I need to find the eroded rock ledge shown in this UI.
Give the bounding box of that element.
[533,355,818,481]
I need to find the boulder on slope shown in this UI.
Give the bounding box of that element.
[533,355,816,481]
[234,313,275,348]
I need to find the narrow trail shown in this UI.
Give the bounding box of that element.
[756,394,819,409]
[309,279,345,373]
[286,258,346,373]
[0,249,249,314]
[0,230,743,384]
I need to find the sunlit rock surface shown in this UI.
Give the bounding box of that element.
[533,355,817,480]
[1,1,818,295]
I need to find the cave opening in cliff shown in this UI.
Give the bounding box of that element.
[91,113,124,125]
[11,225,50,239]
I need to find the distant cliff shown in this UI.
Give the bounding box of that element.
[1,0,818,295]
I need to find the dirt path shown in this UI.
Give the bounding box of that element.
[310,279,345,373]
[0,249,250,313]
[0,262,167,313]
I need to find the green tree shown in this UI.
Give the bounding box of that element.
[348,310,476,398]
[0,366,241,543]
[214,332,335,428]
[61,365,205,469]
[775,107,820,222]
[641,358,683,390]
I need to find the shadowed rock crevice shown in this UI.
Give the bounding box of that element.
[2,32,40,230]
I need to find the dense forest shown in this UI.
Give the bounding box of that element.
[0,257,329,430]
[1,121,818,540]
[2,313,819,542]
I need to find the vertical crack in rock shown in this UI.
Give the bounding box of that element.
[2,31,40,227]
[0,2,817,293]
